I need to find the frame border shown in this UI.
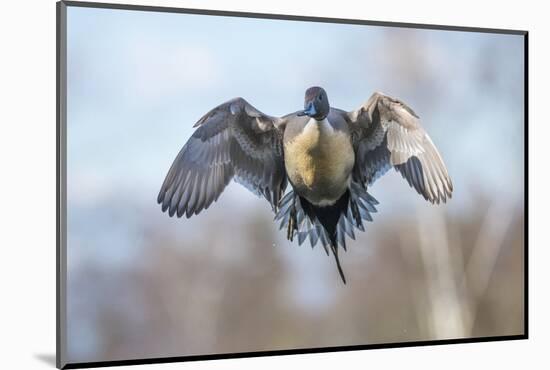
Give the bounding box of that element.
[57,1,68,369]
[62,0,527,34]
[56,1,529,369]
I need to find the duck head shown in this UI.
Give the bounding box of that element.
[297,86,330,120]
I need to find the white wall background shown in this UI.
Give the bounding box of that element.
[0,0,545,369]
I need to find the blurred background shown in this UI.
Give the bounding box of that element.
[65,6,525,364]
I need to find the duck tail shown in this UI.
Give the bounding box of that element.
[300,192,350,284]
[274,183,378,284]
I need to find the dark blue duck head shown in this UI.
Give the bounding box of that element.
[298,86,330,120]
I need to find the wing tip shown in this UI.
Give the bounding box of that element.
[425,186,453,205]
[157,189,165,205]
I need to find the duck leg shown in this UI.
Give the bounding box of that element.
[286,196,298,242]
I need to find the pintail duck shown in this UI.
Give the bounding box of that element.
[158,87,453,283]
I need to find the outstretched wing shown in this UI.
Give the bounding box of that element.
[348,92,453,204]
[157,97,287,218]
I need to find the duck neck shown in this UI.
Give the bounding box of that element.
[306,117,333,134]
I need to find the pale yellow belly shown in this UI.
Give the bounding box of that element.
[284,121,355,205]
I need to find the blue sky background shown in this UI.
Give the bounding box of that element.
[66,6,525,363]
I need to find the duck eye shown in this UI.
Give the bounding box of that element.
[318,95,323,101]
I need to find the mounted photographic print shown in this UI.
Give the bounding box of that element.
[57,1,528,368]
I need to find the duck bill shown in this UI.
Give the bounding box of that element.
[297,102,317,117]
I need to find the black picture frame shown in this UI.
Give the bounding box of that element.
[56,1,529,368]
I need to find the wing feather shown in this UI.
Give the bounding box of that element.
[349,92,453,204]
[158,98,287,217]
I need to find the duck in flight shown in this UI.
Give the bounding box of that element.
[158,87,453,283]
